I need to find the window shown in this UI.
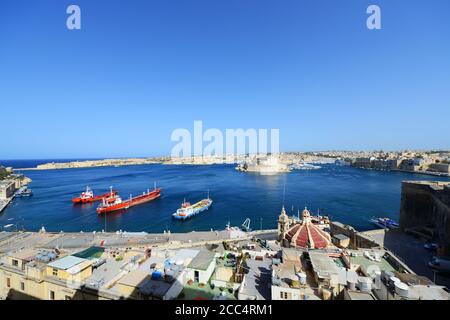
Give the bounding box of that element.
[12,259,18,267]
[6,278,10,288]
[21,282,25,291]
[52,268,58,276]
[279,291,289,300]
[49,290,55,300]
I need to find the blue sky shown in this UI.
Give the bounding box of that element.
[0,0,449,159]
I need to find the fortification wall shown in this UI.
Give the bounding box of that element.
[400,181,450,246]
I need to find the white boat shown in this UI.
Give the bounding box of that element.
[370,217,399,229]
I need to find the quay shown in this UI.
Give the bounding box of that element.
[0,229,277,253]
[0,197,14,214]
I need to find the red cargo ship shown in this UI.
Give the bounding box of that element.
[96,186,161,214]
[72,186,118,204]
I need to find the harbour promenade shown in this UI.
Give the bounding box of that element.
[0,229,277,253]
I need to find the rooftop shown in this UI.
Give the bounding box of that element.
[116,269,149,288]
[47,255,88,271]
[309,251,341,279]
[239,258,271,300]
[346,290,376,300]
[349,250,396,276]
[187,250,216,271]
[87,258,125,289]
[408,285,450,300]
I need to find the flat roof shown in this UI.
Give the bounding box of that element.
[240,259,271,300]
[170,249,199,264]
[187,251,215,271]
[346,290,375,300]
[350,251,396,276]
[47,255,88,270]
[282,248,301,262]
[0,180,14,187]
[9,248,39,261]
[87,258,124,289]
[309,251,340,279]
[334,234,350,240]
[117,270,149,288]
[409,285,450,300]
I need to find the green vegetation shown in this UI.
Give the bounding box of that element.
[180,281,237,300]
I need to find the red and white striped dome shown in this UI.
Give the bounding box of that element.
[284,207,331,249]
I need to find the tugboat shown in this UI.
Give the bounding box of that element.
[72,186,117,204]
[172,192,213,220]
[370,217,399,230]
[96,185,161,214]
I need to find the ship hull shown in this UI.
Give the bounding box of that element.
[172,199,212,220]
[96,189,160,214]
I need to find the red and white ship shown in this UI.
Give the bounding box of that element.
[72,186,118,204]
[96,185,161,214]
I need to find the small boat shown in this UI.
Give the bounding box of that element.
[96,185,161,214]
[15,186,32,197]
[72,186,117,204]
[21,189,33,197]
[172,193,213,220]
[370,217,399,229]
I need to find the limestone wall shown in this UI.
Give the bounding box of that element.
[400,181,450,247]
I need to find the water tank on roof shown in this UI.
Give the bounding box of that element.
[165,270,175,282]
[297,272,307,285]
[389,276,400,285]
[395,282,409,298]
[382,270,394,282]
[374,271,382,289]
[164,260,173,268]
[347,280,356,291]
[358,277,372,293]
[175,259,184,266]
[151,270,163,280]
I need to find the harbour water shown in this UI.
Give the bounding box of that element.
[1,160,449,233]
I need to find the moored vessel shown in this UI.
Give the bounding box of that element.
[15,186,33,197]
[96,185,161,214]
[172,193,213,220]
[72,186,117,204]
[370,217,399,229]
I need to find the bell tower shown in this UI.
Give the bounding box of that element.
[277,206,289,243]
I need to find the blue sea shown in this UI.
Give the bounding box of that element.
[1,159,449,233]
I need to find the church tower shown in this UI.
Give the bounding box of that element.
[277,206,290,243]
